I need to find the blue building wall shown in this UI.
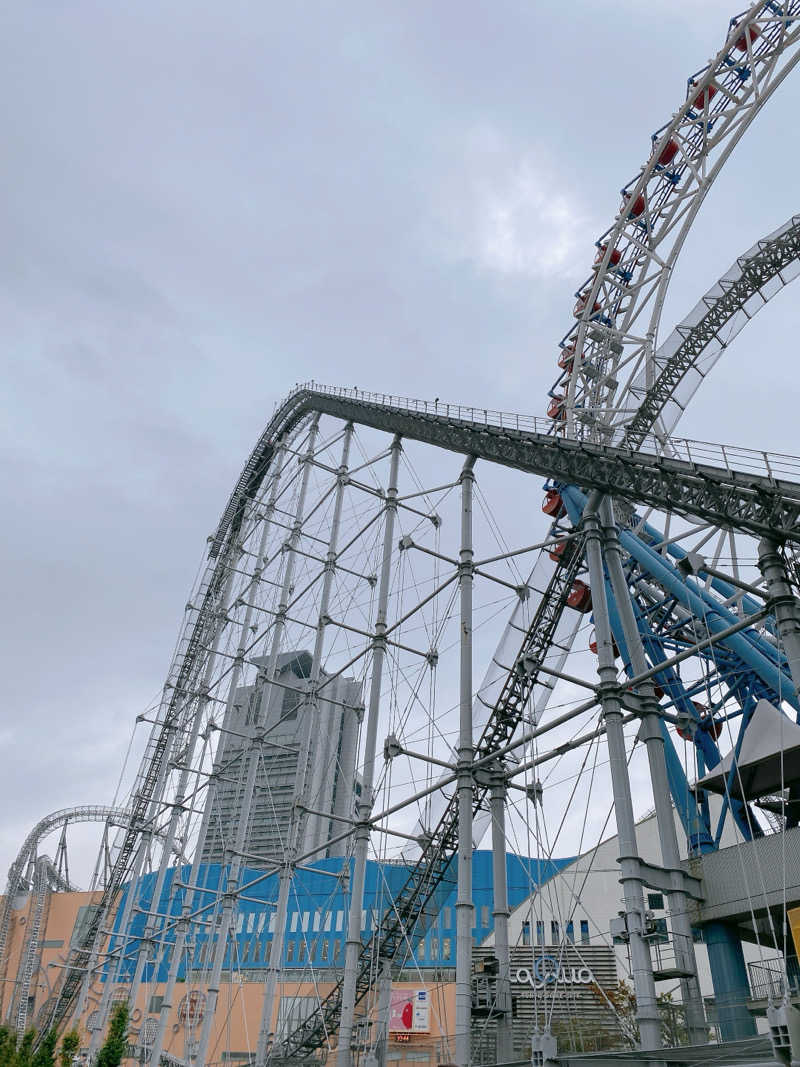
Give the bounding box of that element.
[109,852,571,981]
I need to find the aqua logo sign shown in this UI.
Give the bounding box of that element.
[513,957,593,989]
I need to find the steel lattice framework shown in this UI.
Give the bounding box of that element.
[27,2,800,1064]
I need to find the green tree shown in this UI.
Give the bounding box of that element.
[0,1027,15,1067]
[58,1031,80,1067]
[0,1024,15,1067]
[16,1030,37,1067]
[31,1030,57,1067]
[95,1004,128,1067]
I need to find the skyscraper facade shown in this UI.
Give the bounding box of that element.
[201,650,362,864]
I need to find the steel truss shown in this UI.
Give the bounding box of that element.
[26,3,800,1065]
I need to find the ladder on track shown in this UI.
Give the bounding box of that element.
[14,859,51,1038]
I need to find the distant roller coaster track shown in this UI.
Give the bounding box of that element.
[0,806,129,1018]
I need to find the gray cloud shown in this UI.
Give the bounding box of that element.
[1,0,798,875]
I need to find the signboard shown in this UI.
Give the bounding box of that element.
[389,989,430,1033]
[513,956,593,990]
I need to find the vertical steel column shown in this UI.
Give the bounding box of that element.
[490,763,513,1063]
[335,437,402,1067]
[758,535,800,832]
[88,734,176,1058]
[367,959,392,1067]
[255,423,354,1066]
[757,537,800,701]
[599,497,706,1045]
[147,445,288,1067]
[455,457,476,1067]
[582,493,661,1051]
[194,422,318,1067]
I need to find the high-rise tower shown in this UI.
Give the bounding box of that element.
[201,650,362,865]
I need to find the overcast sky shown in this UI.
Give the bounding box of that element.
[2,1,799,879]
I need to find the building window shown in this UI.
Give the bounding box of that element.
[290,913,298,933]
[282,688,302,721]
[442,938,451,960]
[321,940,329,961]
[286,941,294,962]
[313,911,321,932]
[536,921,544,946]
[417,940,425,960]
[324,912,332,932]
[242,941,251,963]
[298,941,306,962]
[481,905,490,928]
[149,995,164,1014]
[648,893,664,911]
[431,937,439,959]
[580,920,590,944]
[336,911,343,932]
[550,921,560,944]
[521,921,531,947]
[442,907,451,929]
[566,921,574,943]
[253,941,262,962]
[301,912,310,933]
[334,939,342,960]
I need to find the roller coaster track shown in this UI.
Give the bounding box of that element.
[0,806,129,1019]
[212,385,800,544]
[35,539,236,1036]
[624,212,800,449]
